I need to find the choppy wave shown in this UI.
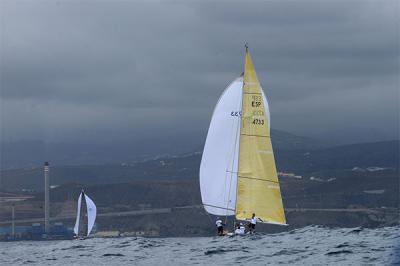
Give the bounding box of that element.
[0,226,399,265]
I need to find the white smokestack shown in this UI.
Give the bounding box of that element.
[44,162,50,233]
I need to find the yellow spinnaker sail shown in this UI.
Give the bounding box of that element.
[235,50,286,225]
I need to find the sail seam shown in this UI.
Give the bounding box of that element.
[238,175,279,184]
[243,92,262,95]
[240,133,270,138]
[204,203,235,212]
[226,170,238,174]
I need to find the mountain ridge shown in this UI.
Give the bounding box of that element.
[1,139,398,191]
[0,129,325,170]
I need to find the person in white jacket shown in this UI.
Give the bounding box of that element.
[234,223,245,235]
[215,218,225,236]
[249,213,263,233]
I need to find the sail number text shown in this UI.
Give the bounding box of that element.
[251,95,262,108]
[230,111,242,117]
[252,118,265,125]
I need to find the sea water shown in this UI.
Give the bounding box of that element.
[1,226,399,265]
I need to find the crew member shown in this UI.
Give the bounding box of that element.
[215,217,225,236]
[249,213,262,233]
[234,223,241,235]
[239,223,246,235]
[234,223,245,235]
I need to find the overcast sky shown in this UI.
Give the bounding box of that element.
[1,0,399,145]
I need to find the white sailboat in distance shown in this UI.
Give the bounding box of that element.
[74,190,97,238]
[200,45,287,226]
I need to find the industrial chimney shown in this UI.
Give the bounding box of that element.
[44,162,50,234]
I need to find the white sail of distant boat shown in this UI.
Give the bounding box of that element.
[74,190,97,237]
[200,45,287,226]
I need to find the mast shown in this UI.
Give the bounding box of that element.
[232,43,249,230]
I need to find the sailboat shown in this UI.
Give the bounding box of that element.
[73,190,97,238]
[200,45,287,230]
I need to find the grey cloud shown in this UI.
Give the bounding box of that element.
[0,0,398,144]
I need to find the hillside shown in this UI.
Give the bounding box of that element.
[0,129,324,170]
[2,168,397,236]
[276,140,399,174]
[0,140,398,235]
[1,140,398,191]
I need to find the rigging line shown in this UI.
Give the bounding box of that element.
[225,90,241,224]
[225,117,238,225]
[222,85,241,220]
[234,58,246,229]
[224,90,242,225]
[230,82,244,231]
[223,107,237,224]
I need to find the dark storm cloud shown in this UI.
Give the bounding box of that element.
[0,0,398,143]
